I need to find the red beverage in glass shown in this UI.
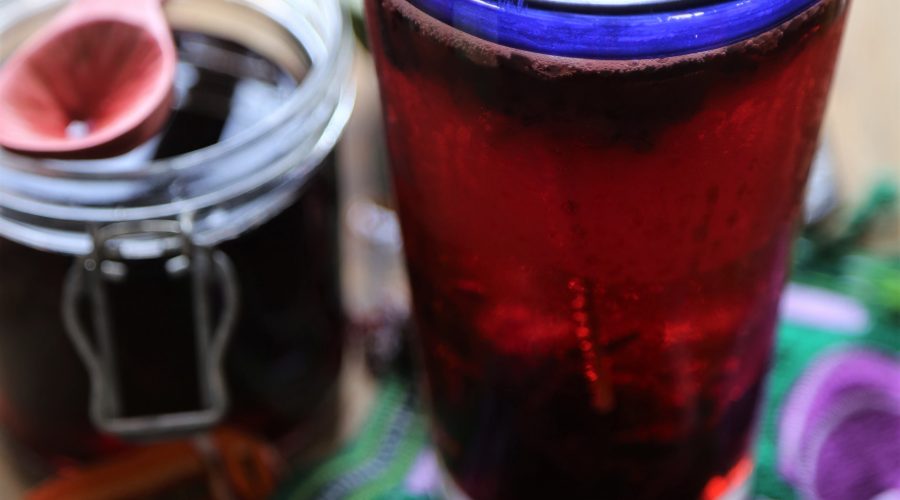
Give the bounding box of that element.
[366,0,850,497]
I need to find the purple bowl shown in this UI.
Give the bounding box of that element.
[778,348,900,499]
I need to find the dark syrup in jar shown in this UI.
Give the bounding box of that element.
[0,32,343,469]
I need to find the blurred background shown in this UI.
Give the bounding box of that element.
[823,0,899,251]
[0,0,897,498]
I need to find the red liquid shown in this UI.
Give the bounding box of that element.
[367,0,849,498]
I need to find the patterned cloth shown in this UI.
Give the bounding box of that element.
[273,377,433,500]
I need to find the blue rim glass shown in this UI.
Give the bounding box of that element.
[403,0,822,59]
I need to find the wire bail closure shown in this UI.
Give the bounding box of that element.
[61,217,240,439]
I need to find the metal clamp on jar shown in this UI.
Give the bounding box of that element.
[61,217,240,437]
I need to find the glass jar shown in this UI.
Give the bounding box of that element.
[0,0,354,476]
[365,0,850,498]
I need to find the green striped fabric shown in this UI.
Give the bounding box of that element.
[273,377,434,500]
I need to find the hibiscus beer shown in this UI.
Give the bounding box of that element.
[366,0,850,497]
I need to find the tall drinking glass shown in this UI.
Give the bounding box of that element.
[365,0,850,498]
